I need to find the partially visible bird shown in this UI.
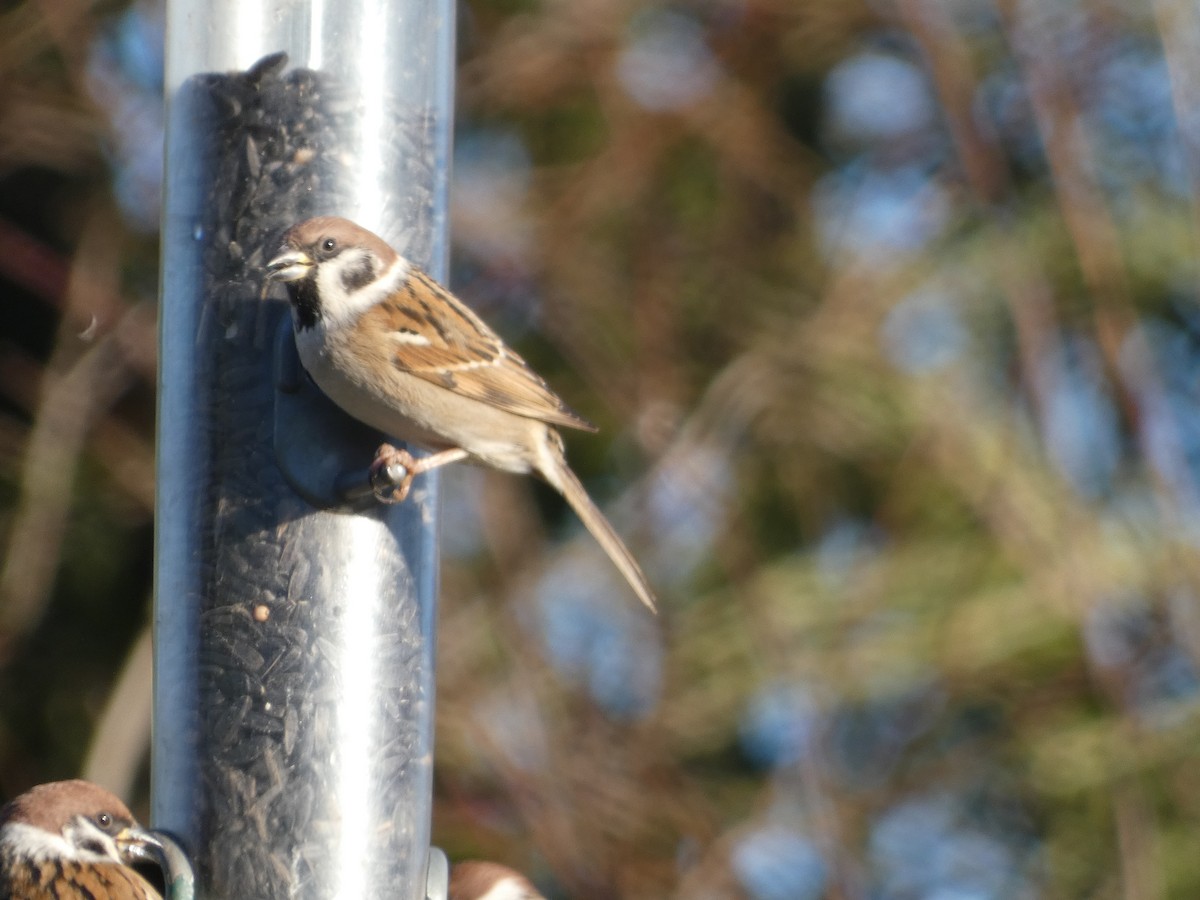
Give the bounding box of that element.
[266,216,657,612]
[0,780,164,899]
[449,860,546,900]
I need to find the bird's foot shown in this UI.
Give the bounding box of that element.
[369,445,471,503]
[369,444,419,503]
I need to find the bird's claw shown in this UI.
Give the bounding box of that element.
[369,444,417,503]
[366,444,469,504]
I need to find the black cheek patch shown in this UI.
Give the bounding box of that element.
[340,257,376,293]
[78,837,108,857]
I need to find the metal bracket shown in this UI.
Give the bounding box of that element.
[273,317,399,509]
[425,846,449,900]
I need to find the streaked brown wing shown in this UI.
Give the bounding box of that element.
[363,269,597,432]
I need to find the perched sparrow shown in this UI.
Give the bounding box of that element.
[266,216,657,612]
[449,861,545,900]
[0,780,163,899]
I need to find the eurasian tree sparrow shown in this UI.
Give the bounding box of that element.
[266,216,657,612]
[449,860,546,900]
[0,780,166,900]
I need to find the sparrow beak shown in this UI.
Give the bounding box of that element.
[114,824,164,867]
[265,249,314,282]
[116,827,196,897]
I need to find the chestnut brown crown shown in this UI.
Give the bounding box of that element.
[0,780,138,837]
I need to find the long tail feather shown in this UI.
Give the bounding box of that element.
[538,445,658,614]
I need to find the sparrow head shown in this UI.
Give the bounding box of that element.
[266,216,402,330]
[449,860,546,900]
[0,780,162,868]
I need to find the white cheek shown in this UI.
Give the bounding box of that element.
[0,822,69,861]
[62,821,122,863]
[316,253,410,328]
[0,822,115,864]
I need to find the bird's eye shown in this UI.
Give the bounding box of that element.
[322,237,337,252]
[95,812,114,830]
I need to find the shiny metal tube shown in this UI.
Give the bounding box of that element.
[154,2,454,897]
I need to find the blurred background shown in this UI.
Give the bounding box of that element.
[4,0,1200,897]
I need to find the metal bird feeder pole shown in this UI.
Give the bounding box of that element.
[154,1,454,897]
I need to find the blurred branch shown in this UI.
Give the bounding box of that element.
[30,0,100,86]
[0,208,151,659]
[82,621,152,799]
[898,0,1065,429]
[0,351,156,512]
[1153,0,1200,272]
[0,314,141,654]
